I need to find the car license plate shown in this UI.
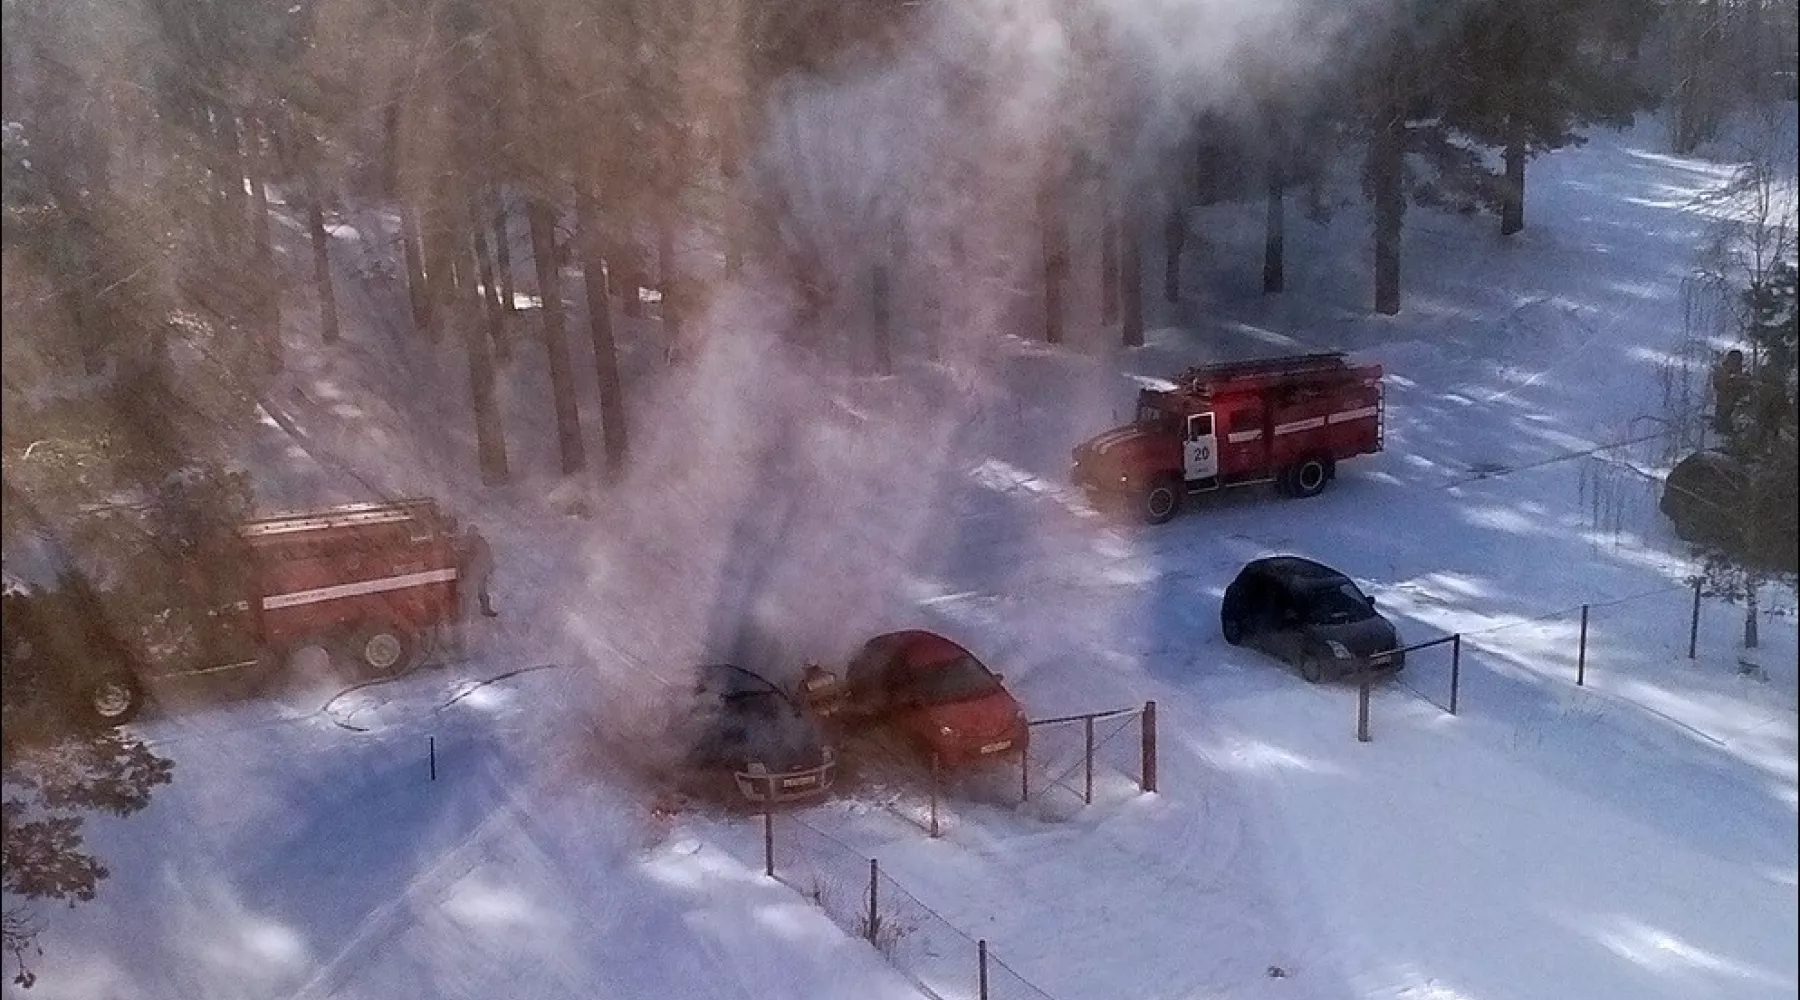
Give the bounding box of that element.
[781,775,817,789]
[1370,653,1391,666]
[980,740,1013,754]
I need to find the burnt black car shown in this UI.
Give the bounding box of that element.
[680,663,836,805]
[1220,557,1403,682]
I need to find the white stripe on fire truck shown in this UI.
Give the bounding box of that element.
[1226,430,1263,443]
[1272,416,1328,436]
[261,568,459,611]
[1327,405,1380,424]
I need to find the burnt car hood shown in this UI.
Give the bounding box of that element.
[1300,616,1400,658]
[728,722,829,773]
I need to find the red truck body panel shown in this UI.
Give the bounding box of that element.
[234,499,461,651]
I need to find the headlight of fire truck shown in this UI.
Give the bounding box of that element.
[1326,640,1352,659]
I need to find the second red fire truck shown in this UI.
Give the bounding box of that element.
[1071,353,1386,523]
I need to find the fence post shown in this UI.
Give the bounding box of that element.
[1577,604,1589,687]
[1688,579,1702,660]
[1449,635,1461,716]
[428,736,436,781]
[1141,701,1158,793]
[929,753,940,839]
[1083,715,1095,805]
[867,859,880,945]
[1357,681,1371,742]
[763,808,774,878]
[978,939,990,1000]
[1020,739,1030,803]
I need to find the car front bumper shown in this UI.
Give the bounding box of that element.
[734,760,837,804]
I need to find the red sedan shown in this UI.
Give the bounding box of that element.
[842,630,1028,767]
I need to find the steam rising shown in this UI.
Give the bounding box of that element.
[575,0,1356,716]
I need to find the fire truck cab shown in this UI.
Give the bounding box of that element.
[1072,353,1385,524]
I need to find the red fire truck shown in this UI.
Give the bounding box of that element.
[1071,353,1385,524]
[5,498,469,726]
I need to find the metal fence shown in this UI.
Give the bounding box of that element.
[1020,702,1156,821]
[740,810,1057,1000]
[1355,578,1787,743]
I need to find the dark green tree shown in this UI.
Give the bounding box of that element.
[1440,0,1652,235]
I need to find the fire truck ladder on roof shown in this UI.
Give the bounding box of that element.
[236,498,444,539]
[1175,352,1349,388]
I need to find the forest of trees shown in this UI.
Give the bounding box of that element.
[2,0,1793,488]
[1,0,1797,985]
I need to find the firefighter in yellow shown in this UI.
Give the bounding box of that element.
[797,662,845,721]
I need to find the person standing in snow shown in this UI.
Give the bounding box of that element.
[456,525,498,620]
[1712,348,1748,436]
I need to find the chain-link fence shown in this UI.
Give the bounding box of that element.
[1020,703,1156,821]
[734,810,1057,1000]
[1358,578,1793,743]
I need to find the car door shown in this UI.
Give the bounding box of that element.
[1239,573,1281,654]
[846,637,901,716]
[1260,580,1307,664]
[1184,412,1218,484]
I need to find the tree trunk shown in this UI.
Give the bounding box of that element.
[245,114,281,369]
[620,232,644,317]
[658,218,683,362]
[1744,582,1760,648]
[1500,122,1526,236]
[1038,178,1067,345]
[529,197,587,474]
[1264,166,1286,294]
[872,262,893,374]
[1121,199,1144,347]
[575,189,629,478]
[401,203,430,334]
[463,201,510,486]
[470,196,507,361]
[421,188,460,343]
[1163,207,1184,304]
[1100,205,1119,323]
[214,108,251,257]
[722,136,744,280]
[492,195,517,314]
[1371,105,1405,316]
[304,162,339,345]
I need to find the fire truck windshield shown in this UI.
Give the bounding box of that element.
[1136,403,1174,429]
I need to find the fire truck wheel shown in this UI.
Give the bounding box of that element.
[348,625,418,677]
[1288,457,1333,499]
[82,672,144,727]
[1140,477,1182,525]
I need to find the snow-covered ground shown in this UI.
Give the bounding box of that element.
[20,119,1797,1000]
